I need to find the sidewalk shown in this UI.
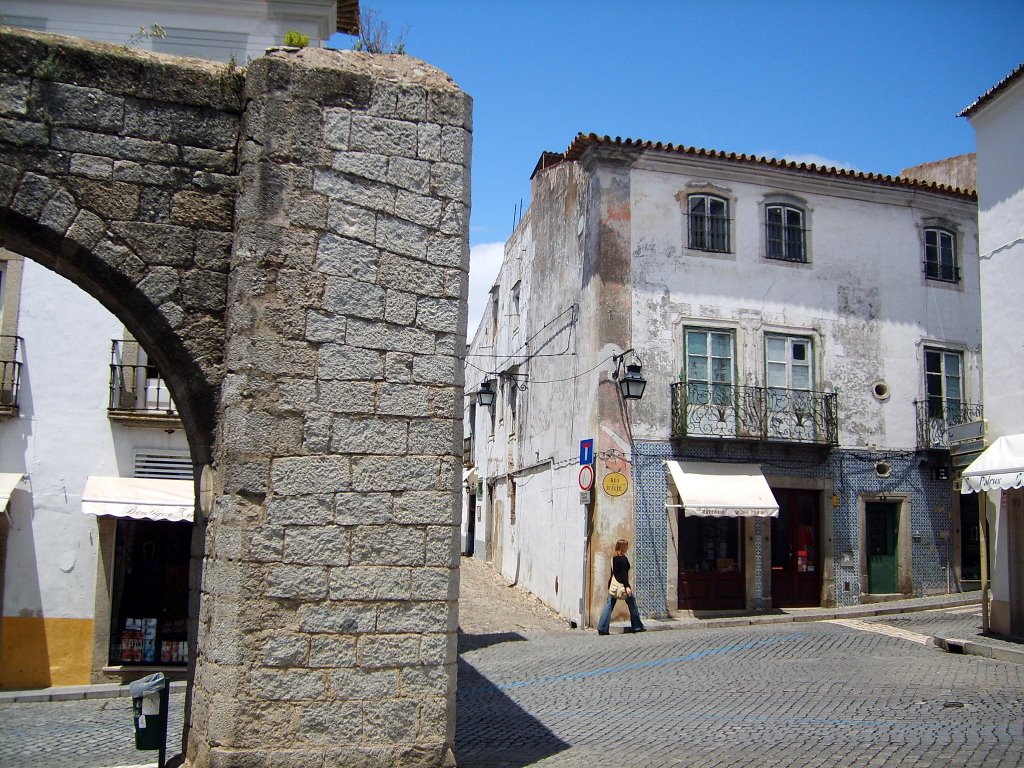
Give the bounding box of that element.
[627,589,1024,664]
[4,589,1021,704]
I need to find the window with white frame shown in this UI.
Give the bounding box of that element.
[687,194,730,252]
[924,348,963,421]
[685,329,735,405]
[924,228,959,283]
[766,204,807,262]
[765,335,815,438]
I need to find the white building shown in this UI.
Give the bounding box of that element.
[464,136,980,628]
[960,63,1024,639]
[0,0,358,63]
[0,251,194,689]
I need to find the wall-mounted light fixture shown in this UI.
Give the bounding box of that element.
[612,349,647,401]
[477,380,496,407]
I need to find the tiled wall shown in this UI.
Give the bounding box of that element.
[633,440,956,617]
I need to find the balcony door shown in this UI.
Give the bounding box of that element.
[765,335,815,440]
[684,329,736,437]
[924,348,963,434]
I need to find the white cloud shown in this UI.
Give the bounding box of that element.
[466,241,505,339]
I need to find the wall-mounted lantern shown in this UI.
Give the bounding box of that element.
[613,350,647,401]
[477,380,496,407]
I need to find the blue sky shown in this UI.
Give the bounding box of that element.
[329,1,1024,332]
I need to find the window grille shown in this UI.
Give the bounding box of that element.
[766,204,807,262]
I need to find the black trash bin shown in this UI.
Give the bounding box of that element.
[130,672,167,752]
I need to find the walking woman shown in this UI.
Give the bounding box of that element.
[597,539,646,635]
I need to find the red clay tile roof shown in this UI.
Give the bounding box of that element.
[543,132,976,199]
[959,62,1024,118]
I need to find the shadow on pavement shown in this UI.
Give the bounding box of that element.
[455,657,570,768]
[457,629,528,653]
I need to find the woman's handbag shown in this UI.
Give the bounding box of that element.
[608,576,629,599]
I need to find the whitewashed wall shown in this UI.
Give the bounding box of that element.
[0,262,188,630]
[1,0,339,63]
[969,75,1024,612]
[625,158,981,450]
[464,163,595,624]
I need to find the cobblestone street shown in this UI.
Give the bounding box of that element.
[1,560,1022,767]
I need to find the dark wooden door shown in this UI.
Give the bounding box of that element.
[770,489,821,607]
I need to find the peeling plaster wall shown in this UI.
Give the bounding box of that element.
[465,162,594,623]
[624,157,981,450]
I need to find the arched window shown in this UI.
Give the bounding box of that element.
[924,227,959,282]
[766,204,807,262]
[687,194,730,253]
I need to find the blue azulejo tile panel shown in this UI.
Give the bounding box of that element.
[632,440,959,616]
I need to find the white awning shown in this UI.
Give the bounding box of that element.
[962,434,1024,494]
[81,476,194,522]
[0,473,24,512]
[666,461,779,517]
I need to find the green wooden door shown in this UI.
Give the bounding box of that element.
[866,502,899,594]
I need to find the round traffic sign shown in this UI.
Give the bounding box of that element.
[578,465,595,491]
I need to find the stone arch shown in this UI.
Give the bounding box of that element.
[0,212,219,463]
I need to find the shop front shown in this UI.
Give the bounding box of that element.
[81,476,194,672]
[666,461,779,612]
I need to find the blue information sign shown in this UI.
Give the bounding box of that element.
[579,438,594,466]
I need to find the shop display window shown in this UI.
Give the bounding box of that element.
[679,515,741,572]
[108,519,191,666]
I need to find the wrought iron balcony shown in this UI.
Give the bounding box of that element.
[108,340,178,422]
[463,435,475,467]
[914,399,983,449]
[670,382,838,445]
[0,335,23,415]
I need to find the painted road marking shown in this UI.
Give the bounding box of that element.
[490,633,807,692]
[828,618,930,644]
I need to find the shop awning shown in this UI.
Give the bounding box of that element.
[81,476,194,522]
[962,434,1024,494]
[666,461,779,517]
[0,472,24,512]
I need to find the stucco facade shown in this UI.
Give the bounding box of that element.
[465,135,979,628]
[1,0,349,64]
[962,64,1024,638]
[0,252,193,689]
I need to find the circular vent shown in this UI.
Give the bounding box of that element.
[872,381,891,401]
[875,461,892,478]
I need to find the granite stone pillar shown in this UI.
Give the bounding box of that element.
[187,48,470,768]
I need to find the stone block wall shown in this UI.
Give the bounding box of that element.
[0,27,243,451]
[188,48,471,768]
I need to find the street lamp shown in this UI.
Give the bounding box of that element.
[612,350,647,401]
[477,380,496,407]
[618,362,647,400]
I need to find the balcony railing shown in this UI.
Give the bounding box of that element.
[108,340,177,417]
[463,435,475,467]
[914,399,983,449]
[0,335,23,413]
[671,382,838,445]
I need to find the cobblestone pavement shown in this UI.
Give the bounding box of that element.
[2,568,1021,767]
[456,613,1024,767]
[458,554,572,650]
